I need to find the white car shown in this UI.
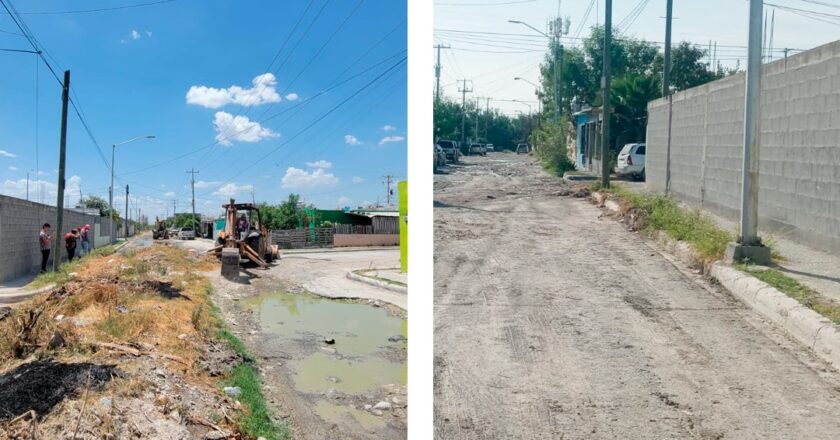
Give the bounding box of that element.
[468,143,486,156]
[485,144,495,152]
[516,143,530,154]
[177,227,195,240]
[615,142,646,180]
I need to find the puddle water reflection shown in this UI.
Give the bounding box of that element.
[244,291,407,395]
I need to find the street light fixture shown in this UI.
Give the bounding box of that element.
[515,77,543,113]
[110,135,155,243]
[509,19,562,119]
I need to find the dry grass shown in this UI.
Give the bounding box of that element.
[0,244,219,374]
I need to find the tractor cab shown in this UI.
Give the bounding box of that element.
[210,199,279,278]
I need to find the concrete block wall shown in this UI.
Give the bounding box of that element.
[647,39,840,254]
[0,195,103,282]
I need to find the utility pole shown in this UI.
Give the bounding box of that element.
[384,175,395,206]
[52,70,70,272]
[434,44,450,103]
[600,0,612,188]
[663,0,673,194]
[173,199,177,218]
[187,169,199,234]
[483,97,491,141]
[124,184,129,239]
[458,79,473,146]
[727,0,770,264]
[473,98,480,142]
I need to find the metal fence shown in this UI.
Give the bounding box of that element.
[269,227,334,249]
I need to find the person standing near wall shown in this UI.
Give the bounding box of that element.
[39,223,52,273]
[79,224,91,256]
[64,229,80,262]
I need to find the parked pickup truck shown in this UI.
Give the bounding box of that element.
[468,143,487,156]
[177,227,195,240]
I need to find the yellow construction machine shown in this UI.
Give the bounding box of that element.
[209,199,279,278]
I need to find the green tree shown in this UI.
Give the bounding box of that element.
[611,73,662,148]
[529,114,574,175]
[653,41,722,92]
[258,194,305,230]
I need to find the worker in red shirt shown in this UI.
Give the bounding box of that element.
[64,229,80,262]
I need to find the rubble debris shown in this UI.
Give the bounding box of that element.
[223,386,242,397]
[324,338,336,345]
[0,359,119,420]
[0,307,11,321]
[46,331,64,349]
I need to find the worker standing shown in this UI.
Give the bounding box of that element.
[79,224,91,256]
[39,223,52,273]
[64,229,80,262]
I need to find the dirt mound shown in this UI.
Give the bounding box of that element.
[0,359,119,420]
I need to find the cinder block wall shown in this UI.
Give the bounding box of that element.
[0,195,103,282]
[647,39,840,254]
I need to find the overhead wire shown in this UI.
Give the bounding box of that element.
[198,56,407,197]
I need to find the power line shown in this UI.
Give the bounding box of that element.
[573,0,597,39]
[122,48,406,176]
[199,56,407,196]
[3,0,176,15]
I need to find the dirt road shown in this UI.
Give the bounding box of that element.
[434,153,840,439]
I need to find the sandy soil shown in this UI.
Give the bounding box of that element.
[434,153,840,439]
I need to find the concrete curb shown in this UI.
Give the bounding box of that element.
[283,246,399,255]
[711,263,840,370]
[346,271,407,294]
[0,283,55,305]
[591,190,840,370]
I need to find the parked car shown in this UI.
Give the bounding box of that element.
[177,227,195,240]
[516,143,530,154]
[468,143,486,156]
[485,144,495,152]
[615,142,646,180]
[434,144,447,171]
[437,140,460,163]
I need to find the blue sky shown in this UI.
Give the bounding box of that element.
[0,0,407,219]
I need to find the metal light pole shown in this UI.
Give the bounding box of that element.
[110,135,155,243]
[515,77,543,113]
[509,20,560,119]
[726,0,771,264]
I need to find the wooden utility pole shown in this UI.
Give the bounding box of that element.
[434,44,450,103]
[124,184,129,239]
[187,169,199,234]
[458,79,473,146]
[600,0,612,188]
[52,70,70,272]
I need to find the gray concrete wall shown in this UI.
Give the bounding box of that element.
[647,39,840,255]
[0,195,106,282]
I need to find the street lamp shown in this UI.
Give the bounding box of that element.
[515,77,543,113]
[110,135,155,243]
[510,19,562,119]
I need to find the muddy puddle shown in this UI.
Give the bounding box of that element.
[244,290,406,429]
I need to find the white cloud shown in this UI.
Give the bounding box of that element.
[344,134,361,146]
[163,191,176,197]
[337,196,351,206]
[1,174,82,204]
[186,73,282,109]
[378,135,405,146]
[285,93,299,101]
[281,167,338,189]
[8,166,17,171]
[193,180,221,189]
[213,111,279,146]
[351,176,365,184]
[131,30,140,40]
[0,149,16,158]
[305,160,332,169]
[37,171,48,176]
[382,125,396,131]
[213,182,254,197]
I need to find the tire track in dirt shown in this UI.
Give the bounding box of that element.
[435,154,840,440]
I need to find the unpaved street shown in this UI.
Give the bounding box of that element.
[434,153,840,439]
